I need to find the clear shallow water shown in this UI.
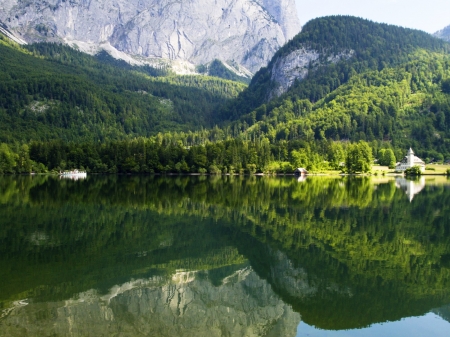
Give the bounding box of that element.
[0,175,449,336]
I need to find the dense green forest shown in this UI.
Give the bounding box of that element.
[0,136,375,174]
[0,36,246,142]
[228,51,450,160]
[212,17,450,158]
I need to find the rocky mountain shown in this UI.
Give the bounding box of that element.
[219,16,449,121]
[435,25,450,42]
[263,17,448,100]
[0,0,300,74]
[0,266,301,337]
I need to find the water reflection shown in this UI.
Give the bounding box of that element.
[1,264,300,337]
[395,176,426,202]
[0,175,450,336]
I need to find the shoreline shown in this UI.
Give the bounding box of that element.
[9,171,450,177]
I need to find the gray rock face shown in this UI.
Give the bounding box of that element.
[257,0,300,41]
[269,48,320,99]
[0,0,301,73]
[434,25,450,42]
[0,267,301,337]
[269,49,355,98]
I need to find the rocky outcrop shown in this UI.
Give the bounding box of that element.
[269,49,355,98]
[0,20,27,45]
[0,267,301,336]
[0,0,301,74]
[434,25,450,42]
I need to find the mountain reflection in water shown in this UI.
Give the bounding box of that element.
[0,175,450,336]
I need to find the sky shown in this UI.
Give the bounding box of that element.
[295,0,450,34]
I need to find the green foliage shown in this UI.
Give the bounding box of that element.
[345,141,373,173]
[215,51,450,161]
[379,148,396,168]
[0,137,376,175]
[0,143,17,174]
[0,42,245,142]
[2,17,450,167]
[405,165,423,176]
[442,79,450,93]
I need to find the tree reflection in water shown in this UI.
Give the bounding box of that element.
[0,175,450,335]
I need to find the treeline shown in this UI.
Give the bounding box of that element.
[1,137,378,174]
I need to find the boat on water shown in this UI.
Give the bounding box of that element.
[59,169,87,180]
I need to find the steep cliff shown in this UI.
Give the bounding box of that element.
[0,0,300,74]
[268,48,354,98]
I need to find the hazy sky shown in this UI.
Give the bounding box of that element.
[295,0,450,34]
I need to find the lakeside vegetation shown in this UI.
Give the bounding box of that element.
[1,138,449,175]
[0,138,386,174]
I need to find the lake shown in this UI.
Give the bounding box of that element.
[0,175,450,336]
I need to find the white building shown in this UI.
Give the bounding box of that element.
[395,148,425,172]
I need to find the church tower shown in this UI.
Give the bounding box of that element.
[407,148,414,166]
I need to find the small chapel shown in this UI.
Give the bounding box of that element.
[395,148,425,172]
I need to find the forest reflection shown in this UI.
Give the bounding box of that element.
[0,175,450,335]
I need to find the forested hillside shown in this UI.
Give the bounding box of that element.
[231,51,450,159]
[220,16,450,120]
[0,36,246,143]
[211,17,450,162]
[1,16,450,173]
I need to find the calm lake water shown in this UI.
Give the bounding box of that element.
[0,175,450,336]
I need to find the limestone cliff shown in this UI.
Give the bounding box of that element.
[0,0,301,74]
[268,49,354,99]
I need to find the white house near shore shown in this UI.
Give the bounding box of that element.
[395,148,425,172]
